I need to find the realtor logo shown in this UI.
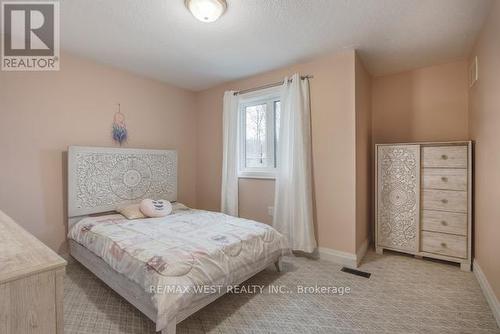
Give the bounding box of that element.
[1,1,59,71]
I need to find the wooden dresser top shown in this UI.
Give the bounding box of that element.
[0,210,66,284]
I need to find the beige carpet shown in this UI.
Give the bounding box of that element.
[64,250,500,334]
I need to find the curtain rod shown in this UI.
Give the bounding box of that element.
[233,75,313,96]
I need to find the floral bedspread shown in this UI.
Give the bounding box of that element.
[68,209,288,328]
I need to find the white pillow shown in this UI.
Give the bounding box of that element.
[140,199,172,217]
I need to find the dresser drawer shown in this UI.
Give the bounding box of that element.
[422,210,467,236]
[422,168,467,191]
[422,190,467,213]
[422,146,467,168]
[421,231,467,258]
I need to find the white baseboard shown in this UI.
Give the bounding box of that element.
[318,238,370,268]
[318,247,357,268]
[474,260,500,328]
[356,238,369,266]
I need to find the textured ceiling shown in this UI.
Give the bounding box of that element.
[61,0,492,91]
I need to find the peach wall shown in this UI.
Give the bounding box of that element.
[355,55,372,251]
[196,51,358,253]
[238,179,275,225]
[372,61,469,144]
[469,0,500,300]
[0,52,198,253]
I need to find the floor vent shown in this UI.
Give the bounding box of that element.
[341,267,371,278]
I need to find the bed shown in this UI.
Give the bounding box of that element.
[67,146,288,334]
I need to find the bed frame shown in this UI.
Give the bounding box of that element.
[67,146,282,334]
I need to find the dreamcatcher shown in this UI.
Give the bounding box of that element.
[112,103,127,145]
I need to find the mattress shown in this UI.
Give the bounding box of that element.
[68,209,288,324]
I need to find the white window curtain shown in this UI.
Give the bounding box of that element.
[221,91,239,216]
[273,73,317,253]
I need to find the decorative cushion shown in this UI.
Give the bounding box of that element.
[140,199,172,218]
[172,202,190,212]
[116,204,146,220]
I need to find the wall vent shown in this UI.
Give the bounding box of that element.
[341,267,371,278]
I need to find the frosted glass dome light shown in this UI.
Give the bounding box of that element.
[185,0,227,23]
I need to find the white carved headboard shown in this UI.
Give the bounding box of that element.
[68,146,177,217]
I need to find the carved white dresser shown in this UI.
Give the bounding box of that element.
[375,141,472,271]
[0,210,66,333]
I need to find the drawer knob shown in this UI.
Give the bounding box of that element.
[441,199,448,204]
[441,177,448,182]
[441,220,448,226]
[441,154,448,160]
[441,242,447,248]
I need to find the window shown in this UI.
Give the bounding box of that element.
[239,91,281,178]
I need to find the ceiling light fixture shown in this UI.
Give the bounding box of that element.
[185,0,227,23]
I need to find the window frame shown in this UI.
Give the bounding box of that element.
[237,87,281,179]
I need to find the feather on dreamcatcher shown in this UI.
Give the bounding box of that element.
[112,103,127,145]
